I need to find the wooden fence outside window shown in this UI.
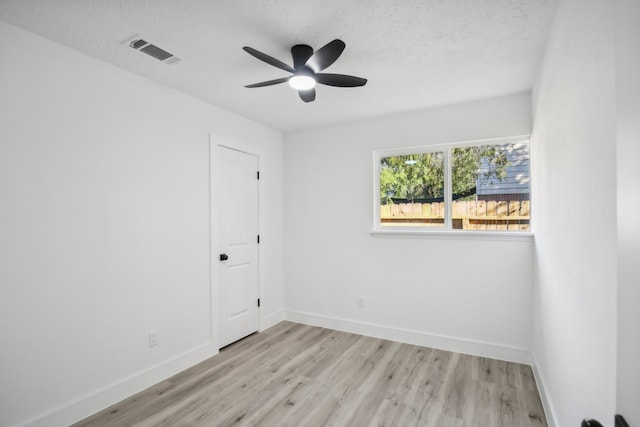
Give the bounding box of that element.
[380,200,530,231]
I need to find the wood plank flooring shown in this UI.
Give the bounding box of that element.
[74,322,547,427]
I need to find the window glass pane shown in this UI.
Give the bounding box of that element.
[379,152,445,227]
[451,142,530,231]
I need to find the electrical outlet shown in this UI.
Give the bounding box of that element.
[148,330,158,347]
[357,296,365,308]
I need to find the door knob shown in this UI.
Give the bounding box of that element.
[219,253,229,261]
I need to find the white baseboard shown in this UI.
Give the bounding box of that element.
[261,309,285,331]
[285,309,532,365]
[21,343,219,427]
[531,354,559,427]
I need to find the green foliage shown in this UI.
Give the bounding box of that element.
[379,145,510,204]
[452,145,509,195]
[380,152,443,204]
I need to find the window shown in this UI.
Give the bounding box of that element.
[374,136,530,233]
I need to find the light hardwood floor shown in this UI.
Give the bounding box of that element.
[74,322,547,427]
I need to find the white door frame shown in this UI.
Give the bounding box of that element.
[209,133,263,349]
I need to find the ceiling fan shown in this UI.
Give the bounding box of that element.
[243,39,367,103]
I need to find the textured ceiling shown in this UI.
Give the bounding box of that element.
[0,0,558,132]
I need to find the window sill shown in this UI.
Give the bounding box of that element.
[369,229,534,242]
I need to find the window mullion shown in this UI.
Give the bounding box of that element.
[444,148,452,230]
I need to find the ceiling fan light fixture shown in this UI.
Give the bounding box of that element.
[243,40,366,102]
[288,75,316,90]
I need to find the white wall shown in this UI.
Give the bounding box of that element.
[0,21,283,427]
[615,0,640,425]
[284,93,534,362]
[530,0,617,426]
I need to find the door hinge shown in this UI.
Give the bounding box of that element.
[257,298,261,307]
[257,171,260,180]
[257,234,260,244]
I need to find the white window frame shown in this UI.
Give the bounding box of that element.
[371,135,533,241]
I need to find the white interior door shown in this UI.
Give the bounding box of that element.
[217,146,259,348]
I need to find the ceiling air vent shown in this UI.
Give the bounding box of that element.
[127,36,180,64]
